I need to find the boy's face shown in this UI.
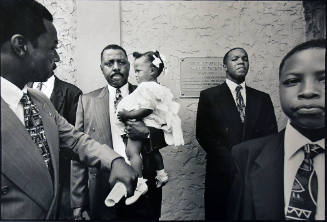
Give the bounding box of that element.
[279,48,325,129]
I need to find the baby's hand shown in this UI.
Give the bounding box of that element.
[118,110,129,122]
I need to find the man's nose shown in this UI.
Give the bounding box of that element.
[113,62,120,71]
[298,78,320,99]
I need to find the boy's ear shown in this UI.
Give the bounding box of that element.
[150,66,158,77]
[10,34,28,57]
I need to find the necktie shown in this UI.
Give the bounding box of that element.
[235,85,245,122]
[36,82,43,91]
[114,88,123,110]
[286,144,324,220]
[20,93,54,180]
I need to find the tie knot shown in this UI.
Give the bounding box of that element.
[236,85,242,93]
[20,93,30,104]
[36,82,43,90]
[303,143,324,159]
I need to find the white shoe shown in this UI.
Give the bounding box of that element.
[155,172,168,188]
[125,179,148,205]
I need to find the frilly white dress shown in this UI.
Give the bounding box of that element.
[116,81,184,146]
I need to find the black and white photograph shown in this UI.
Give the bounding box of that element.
[0,0,325,220]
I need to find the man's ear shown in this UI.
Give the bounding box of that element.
[10,34,28,57]
[223,63,227,72]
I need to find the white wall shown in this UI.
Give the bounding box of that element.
[75,0,120,93]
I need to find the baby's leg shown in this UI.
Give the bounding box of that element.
[151,150,164,170]
[125,138,143,178]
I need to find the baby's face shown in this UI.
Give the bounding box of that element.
[134,57,156,83]
[279,47,325,129]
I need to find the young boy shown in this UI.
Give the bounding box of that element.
[228,39,325,220]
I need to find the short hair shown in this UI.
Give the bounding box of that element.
[0,0,53,46]
[132,50,165,76]
[223,47,247,65]
[100,44,128,60]
[279,39,326,77]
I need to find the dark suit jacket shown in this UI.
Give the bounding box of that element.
[71,84,166,220]
[196,82,278,219]
[49,76,82,219]
[228,131,285,220]
[1,88,122,220]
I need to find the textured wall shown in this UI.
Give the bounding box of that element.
[38,0,77,84]
[120,1,305,220]
[37,0,308,220]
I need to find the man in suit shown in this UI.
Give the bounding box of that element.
[32,75,82,219]
[71,44,167,220]
[196,47,278,220]
[228,39,325,220]
[0,0,137,219]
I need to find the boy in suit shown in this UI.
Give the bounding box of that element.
[229,39,325,220]
[196,47,277,220]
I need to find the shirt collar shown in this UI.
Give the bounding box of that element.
[1,76,27,108]
[284,120,325,160]
[226,78,246,92]
[34,75,55,90]
[107,82,129,97]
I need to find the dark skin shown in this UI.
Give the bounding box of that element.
[118,108,153,122]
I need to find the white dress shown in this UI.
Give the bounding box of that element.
[116,81,184,146]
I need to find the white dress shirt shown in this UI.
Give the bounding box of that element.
[1,76,27,124]
[225,79,247,106]
[33,75,55,99]
[107,83,129,161]
[284,121,325,220]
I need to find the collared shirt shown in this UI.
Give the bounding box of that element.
[107,83,129,161]
[284,120,325,220]
[225,78,247,106]
[1,76,27,124]
[33,75,55,99]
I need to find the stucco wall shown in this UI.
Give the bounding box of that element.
[120,1,305,220]
[38,0,308,220]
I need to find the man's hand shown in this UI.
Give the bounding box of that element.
[125,120,150,140]
[117,110,129,122]
[73,207,90,220]
[109,158,138,197]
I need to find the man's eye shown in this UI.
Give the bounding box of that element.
[318,74,325,83]
[282,78,300,86]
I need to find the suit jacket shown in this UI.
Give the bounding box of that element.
[1,88,121,220]
[49,76,82,219]
[71,84,166,220]
[228,131,285,220]
[196,82,278,219]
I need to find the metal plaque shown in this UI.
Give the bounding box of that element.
[180,57,225,98]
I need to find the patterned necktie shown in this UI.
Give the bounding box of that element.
[286,144,324,220]
[20,93,54,180]
[114,88,123,109]
[235,85,246,122]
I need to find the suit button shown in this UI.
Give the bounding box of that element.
[1,186,9,195]
[92,127,95,132]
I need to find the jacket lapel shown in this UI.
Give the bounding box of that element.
[94,87,113,147]
[251,131,285,219]
[1,98,54,211]
[242,86,261,140]
[50,77,64,113]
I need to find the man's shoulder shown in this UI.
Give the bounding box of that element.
[55,77,82,95]
[246,85,270,99]
[82,86,107,98]
[232,133,281,162]
[200,83,225,97]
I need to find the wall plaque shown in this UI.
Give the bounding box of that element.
[180,57,225,98]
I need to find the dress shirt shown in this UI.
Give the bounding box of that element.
[284,120,325,220]
[1,76,27,124]
[33,75,55,98]
[225,79,247,106]
[107,83,129,161]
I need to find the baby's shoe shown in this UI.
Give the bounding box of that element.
[155,170,168,188]
[125,178,148,205]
